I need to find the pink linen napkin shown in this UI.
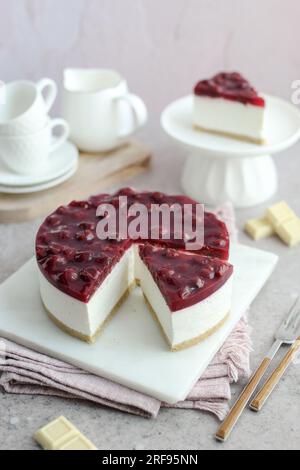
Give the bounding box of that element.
[0,203,251,421]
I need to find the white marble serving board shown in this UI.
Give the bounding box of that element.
[0,244,278,404]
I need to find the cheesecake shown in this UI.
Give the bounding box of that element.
[138,244,233,350]
[193,72,266,144]
[36,188,233,351]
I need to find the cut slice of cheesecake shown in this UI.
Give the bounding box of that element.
[193,72,266,144]
[137,244,233,351]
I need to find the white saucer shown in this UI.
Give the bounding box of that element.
[161,94,300,157]
[0,141,79,187]
[0,163,78,194]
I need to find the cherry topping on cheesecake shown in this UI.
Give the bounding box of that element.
[113,188,229,259]
[194,72,265,107]
[139,244,233,312]
[36,188,230,303]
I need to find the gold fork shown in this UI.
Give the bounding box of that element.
[216,297,300,442]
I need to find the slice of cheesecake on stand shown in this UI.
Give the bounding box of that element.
[193,72,266,144]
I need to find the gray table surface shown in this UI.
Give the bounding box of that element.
[0,121,299,450]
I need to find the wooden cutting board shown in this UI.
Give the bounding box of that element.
[0,140,151,223]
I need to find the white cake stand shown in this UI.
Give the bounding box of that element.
[161,94,300,208]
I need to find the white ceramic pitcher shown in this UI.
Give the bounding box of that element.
[62,68,148,152]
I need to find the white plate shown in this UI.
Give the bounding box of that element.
[0,141,78,186]
[0,163,78,194]
[0,244,278,404]
[161,94,300,157]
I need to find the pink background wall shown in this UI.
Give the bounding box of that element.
[0,0,298,114]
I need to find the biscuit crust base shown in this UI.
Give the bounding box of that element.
[44,283,136,344]
[143,294,230,352]
[194,124,265,145]
[44,281,230,351]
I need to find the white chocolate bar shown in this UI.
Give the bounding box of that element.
[59,435,98,450]
[245,217,275,240]
[34,416,97,450]
[276,218,300,247]
[266,201,296,227]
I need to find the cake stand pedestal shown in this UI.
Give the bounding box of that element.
[161,95,300,208]
[182,151,278,208]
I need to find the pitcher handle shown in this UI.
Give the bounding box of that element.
[115,93,148,139]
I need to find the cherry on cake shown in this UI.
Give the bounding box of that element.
[193,72,266,144]
[36,188,233,351]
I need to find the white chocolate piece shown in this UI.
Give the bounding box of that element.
[34,416,97,450]
[245,217,275,240]
[266,201,296,227]
[59,435,98,450]
[276,218,300,247]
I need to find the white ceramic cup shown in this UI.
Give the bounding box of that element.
[62,68,148,152]
[0,78,57,136]
[0,118,69,175]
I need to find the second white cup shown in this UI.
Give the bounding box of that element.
[0,78,57,136]
[0,118,70,175]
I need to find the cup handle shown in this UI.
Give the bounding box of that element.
[36,78,58,113]
[115,93,148,139]
[48,118,70,153]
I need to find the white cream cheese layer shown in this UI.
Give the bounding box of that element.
[38,247,134,338]
[38,244,232,347]
[194,95,265,141]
